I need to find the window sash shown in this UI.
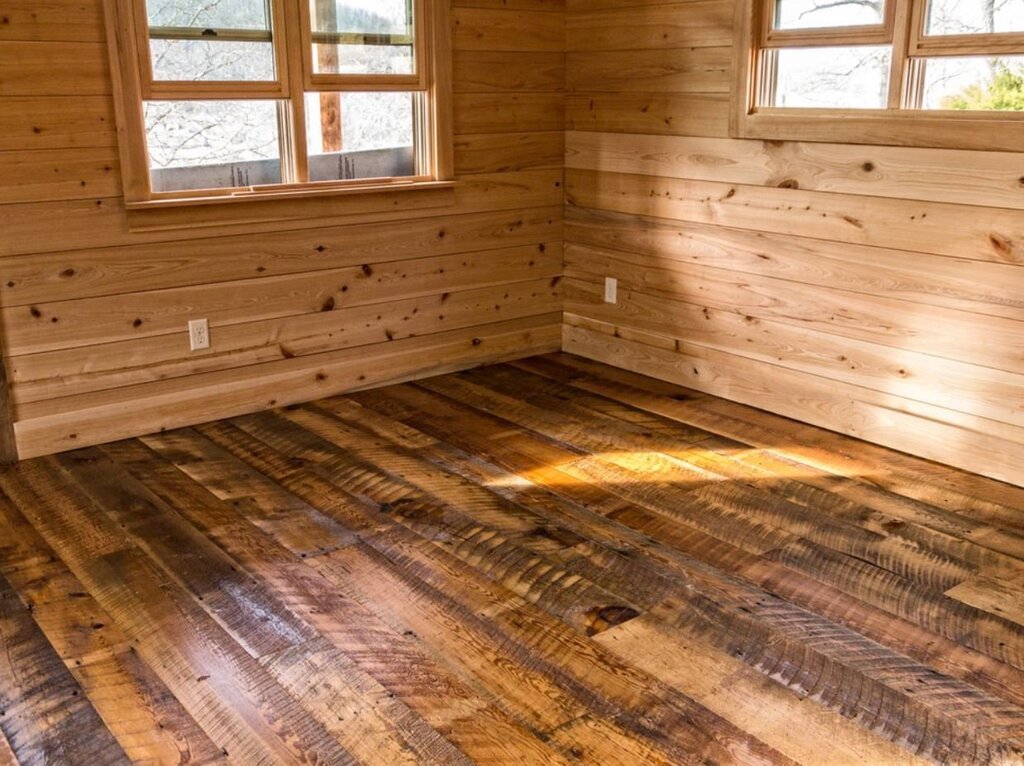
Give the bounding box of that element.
[762,0,896,48]
[134,0,291,100]
[299,0,428,92]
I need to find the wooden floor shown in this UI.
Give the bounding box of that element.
[1,354,1024,766]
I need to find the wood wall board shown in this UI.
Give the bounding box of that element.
[453,93,566,134]
[563,322,1024,487]
[0,1,106,43]
[10,279,561,406]
[0,206,561,307]
[459,0,565,9]
[0,169,562,257]
[0,41,109,96]
[453,7,566,52]
[566,94,730,137]
[454,131,566,174]
[0,147,120,205]
[739,111,1024,154]
[0,96,115,151]
[567,131,1024,211]
[565,207,1024,321]
[564,276,1024,430]
[566,2,733,50]
[567,47,731,94]
[567,169,1024,266]
[13,314,561,459]
[453,50,566,93]
[2,244,562,356]
[0,1,566,459]
[564,244,1024,375]
[566,0,713,10]
[563,0,1024,486]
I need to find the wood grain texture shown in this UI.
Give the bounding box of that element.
[2,355,1023,765]
[565,0,1024,488]
[0,0,567,461]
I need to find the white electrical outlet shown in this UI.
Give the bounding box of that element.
[604,277,618,304]
[188,318,210,351]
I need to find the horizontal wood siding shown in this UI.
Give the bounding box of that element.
[0,0,566,459]
[564,0,1024,487]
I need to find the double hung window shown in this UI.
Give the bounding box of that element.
[104,0,452,205]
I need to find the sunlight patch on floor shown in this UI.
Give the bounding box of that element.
[482,447,858,488]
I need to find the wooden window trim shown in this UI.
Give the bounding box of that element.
[102,0,454,215]
[732,0,1024,151]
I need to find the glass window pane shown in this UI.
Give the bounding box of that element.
[310,0,415,75]
[144,100,282,192]
[920,56,1024,111]
[774,0,885,30]
[773,46,891,108]
[146,0,270,31]
[305,92,416,182]
[925,0,1024,35]
[150,39,275,81]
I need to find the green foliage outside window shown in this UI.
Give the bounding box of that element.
[942,64,1024,111]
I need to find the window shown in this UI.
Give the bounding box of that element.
[104,0,453,206]
[734,0,1024,149]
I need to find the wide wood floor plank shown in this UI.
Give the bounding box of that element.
[0,567,129,766]
[529,353,1024,532]
[2,355,1023,766]
[348,382,1024,764]
[516,355,1024,566]
[0,490,228,765]
[115,433,574,766]
[0,726,16,766]
[198,415,793,766]
[444,365,990,588]
[0,461,357,766]
[455,365,1024,675]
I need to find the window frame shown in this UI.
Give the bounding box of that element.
[732,0,1024,151]
[103,0,454,209]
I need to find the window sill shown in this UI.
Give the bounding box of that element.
[734,107,1024,152]
[123,179,457,233]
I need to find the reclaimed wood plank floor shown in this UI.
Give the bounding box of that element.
[1,352,1023,766]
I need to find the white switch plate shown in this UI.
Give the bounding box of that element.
[604,277,618,304]
[188,318,210,351]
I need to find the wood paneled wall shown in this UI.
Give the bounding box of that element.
[564,0,1024,487]
[5,0,1023,490]
[0,0,565,460]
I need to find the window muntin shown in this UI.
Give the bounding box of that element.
[106,0,449,204]
[751,0,1024,114]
